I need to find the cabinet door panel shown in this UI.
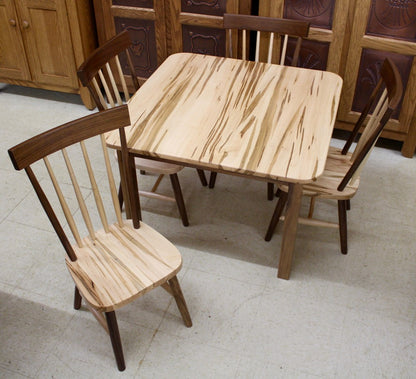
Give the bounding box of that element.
[114,17,158,78]
[339,0,416,135]
[182,24,225,56]
[167,0,240,55]
[16,0,78,88]
[0,0,30,80]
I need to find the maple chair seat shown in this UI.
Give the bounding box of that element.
[279,147,359,200]
[67,220,182,312]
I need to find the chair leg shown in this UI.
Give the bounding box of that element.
[275,188,281,198]
[267,183,274,201]
[208,172,217,189]
[265,191,288,241]
[168,276,192,327]
[338,200,348,255]
[105,311,126,371]
[197,169,208,187]
[117,182,124,209]
[169,174,189,226]
[308,197,316,218]
[74,286,82,310]
[346,199,351,211]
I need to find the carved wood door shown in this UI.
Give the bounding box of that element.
[338,0,416,141]
[166,0,242,57]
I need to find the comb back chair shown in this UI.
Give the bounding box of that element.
[208,14,310,194]
[8,106,192,371]
[77,30,208,227]
[265,58,403,255]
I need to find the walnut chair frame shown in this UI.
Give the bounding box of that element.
[208,14,310,191]
[77,30,207,226]
[265,58,403,255]
[8,106,192,371]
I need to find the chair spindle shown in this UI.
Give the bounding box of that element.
[62,148,96,241]
[80,141,110,233]
[44,156,83,247]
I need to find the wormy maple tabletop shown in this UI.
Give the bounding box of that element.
[106,52,342,184]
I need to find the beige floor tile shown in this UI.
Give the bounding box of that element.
[137,330,240,378]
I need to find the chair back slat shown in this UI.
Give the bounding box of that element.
[292,36,303,67]
[338,58,403,191]
[227,29,233,58]
[255,31,261,62]
[106,62,124,106]
[62,148,96,241]
[100,134,124,227]
[267,32,274,64]
[92,77,108,110]
[98,68,116,108]
[280,34,289,65]
[80,140,110,233]
[44,156,83,247]
[242,29,247,60]
[223,13,309,66]
[115,56,130,101]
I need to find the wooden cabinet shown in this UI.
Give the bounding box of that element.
[92,0,251,82]
[258,0,416,157]
[0,0,96,109]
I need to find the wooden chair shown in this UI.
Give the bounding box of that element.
[77,30,208,227]
[8,106,192,371]
[265,58,403,254]
[208,13,310,193]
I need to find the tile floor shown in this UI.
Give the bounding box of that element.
[1,84,416,378]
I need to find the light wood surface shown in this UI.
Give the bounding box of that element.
[106,52,342,280]
[67,220,183,312]
[107,53,342,184]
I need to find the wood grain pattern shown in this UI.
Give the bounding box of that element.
[107,53,342,184]
[67,220,182,312]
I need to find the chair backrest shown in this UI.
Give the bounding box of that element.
[8,106,139,262]
[223,13,310,65]
[338,58,403,191]
[78,31,140,110]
